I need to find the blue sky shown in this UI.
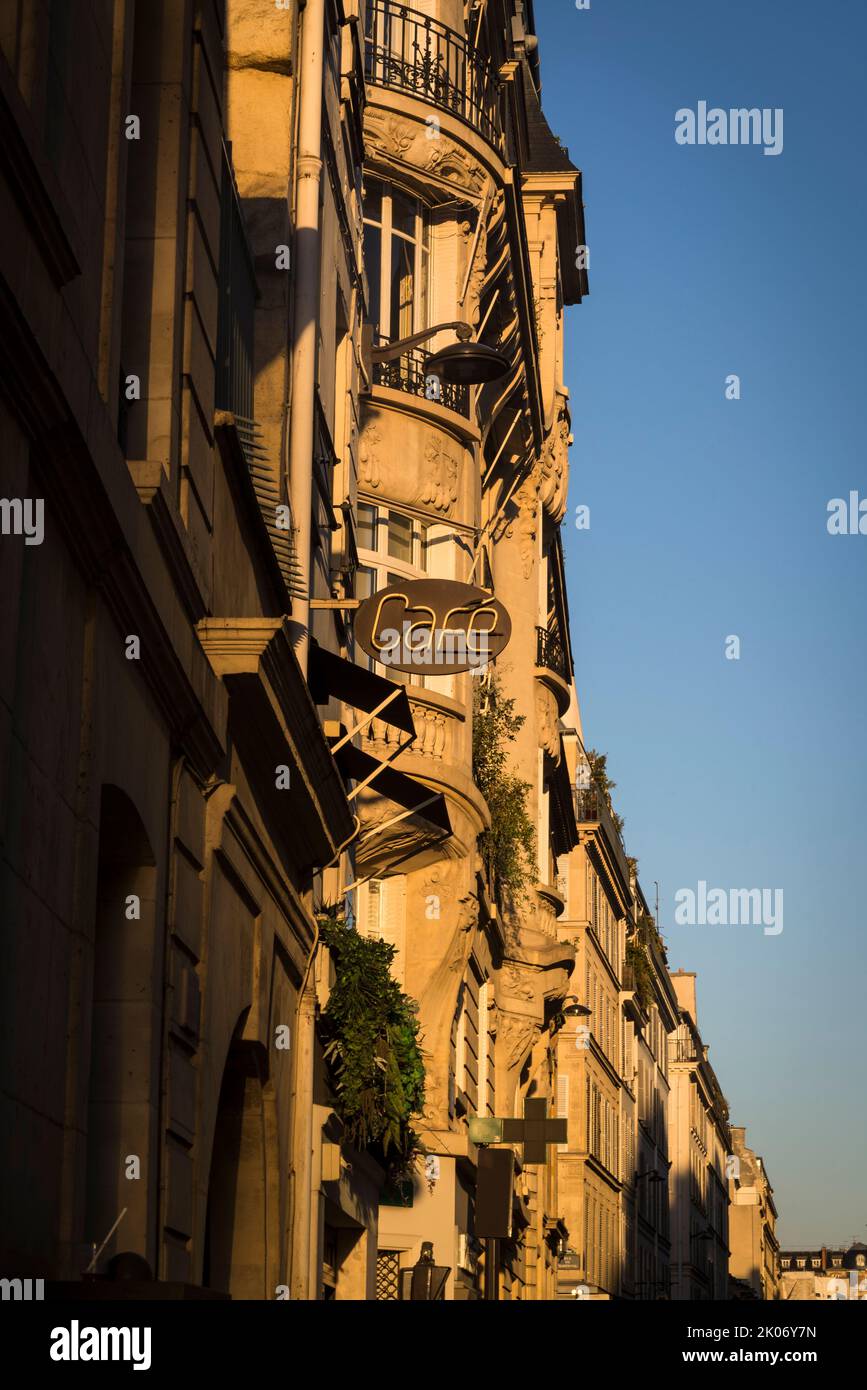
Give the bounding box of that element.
[534,0,867,1247]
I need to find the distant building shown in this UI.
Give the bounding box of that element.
[668,971,731,1300]
[728,1126,780,1299]
[779,1244,867,1301]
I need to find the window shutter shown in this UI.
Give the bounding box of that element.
[557,1073,569,1152]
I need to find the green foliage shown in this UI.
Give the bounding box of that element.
[586,747,625,838]
[318,915,425,1177]
[626,938,654,1012]
[472,674,537,903]
[637,909,667,962]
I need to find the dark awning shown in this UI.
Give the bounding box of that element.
[334,743,452,837]
[549,735,579,857]
[308,641,414,737]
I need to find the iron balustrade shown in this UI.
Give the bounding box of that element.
[536,625,568,679]
[372,347,469,415]
[364,0,502,149]
[573,784,631,887]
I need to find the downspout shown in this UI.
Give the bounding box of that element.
[287,0,326,676]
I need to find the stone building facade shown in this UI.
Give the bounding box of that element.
[668,970,731,1301]
[0,0,590,1301]
[728,1124,780,1300]
[779,1243,867,1301]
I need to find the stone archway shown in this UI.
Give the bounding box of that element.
[203,1035,279,1299]
[84,784,158,1270]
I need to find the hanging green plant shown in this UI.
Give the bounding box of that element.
[626,938,654,1012]
[472,673,536,903]
[317,914,425,1178]
[586,747,625,838]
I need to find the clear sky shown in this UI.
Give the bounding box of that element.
[533,0,867,1247]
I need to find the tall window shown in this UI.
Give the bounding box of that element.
[355,503,429,683]
[363,177,429,343]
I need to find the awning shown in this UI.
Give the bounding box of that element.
[308,641,451,839]
[549,735,579,857]
[334,742,452,837]
[308,640,414,748]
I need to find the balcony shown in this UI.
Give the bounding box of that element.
[364,0,502,150]
[573,785,631,890]
[536,625,569,680]
[372,347,469,416]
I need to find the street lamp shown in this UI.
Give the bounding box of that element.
[408,1242,451,1301]
[370,321,510,388]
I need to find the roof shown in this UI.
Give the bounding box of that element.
[521,63,581,175]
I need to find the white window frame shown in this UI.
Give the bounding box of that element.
[363,178,430,344]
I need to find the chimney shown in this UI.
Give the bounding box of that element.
[669,968,697,1021]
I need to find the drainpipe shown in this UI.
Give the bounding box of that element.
[288,0,326,675]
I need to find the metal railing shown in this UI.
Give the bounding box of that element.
[372,347,469,415]
[536,625,568,680]
[364,0,502,149]
[574,785,631,888]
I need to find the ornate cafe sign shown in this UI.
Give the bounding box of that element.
[354,578,511,676]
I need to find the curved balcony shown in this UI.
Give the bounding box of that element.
[534,624,571,717]
[372,347,469,417]
[364,0,502,151]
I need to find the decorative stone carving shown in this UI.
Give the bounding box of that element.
[509,476,539,579]
[365,111,416,161]
[501,963,535,1005]
[498,1013,538,1069]
[538,392,571,523]
[358,422,382,490]
[419,434,458,514]
[535,683,560,762]
[365,109,487,198]
[423,138,486,196]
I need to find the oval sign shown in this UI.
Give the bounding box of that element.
[355,578,512,676]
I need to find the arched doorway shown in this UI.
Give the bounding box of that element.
[84,784,158,1269]
[203,1035,279,1299]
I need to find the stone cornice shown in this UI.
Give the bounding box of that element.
[197,618,356,868]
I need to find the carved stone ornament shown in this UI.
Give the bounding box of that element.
[535,683,561,762]
[365,109,487,198]
[538,393,571,523]
[419,434,458,514]
[358,422,382,490]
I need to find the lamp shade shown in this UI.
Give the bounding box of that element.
[423,340,510,385]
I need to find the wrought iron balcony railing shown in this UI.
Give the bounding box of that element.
[536,625,568,680]
[364,0,502,149]
[372,346,469,416]
[573,785,631,888]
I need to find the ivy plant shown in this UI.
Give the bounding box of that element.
[472,673,537,904]
[318,914,425,1178]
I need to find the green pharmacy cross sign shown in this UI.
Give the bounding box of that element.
[469,1098,567,1165]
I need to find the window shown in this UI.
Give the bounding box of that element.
[363,178,430,343]
[355,504,429,682]
[797,1259,806,1269]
